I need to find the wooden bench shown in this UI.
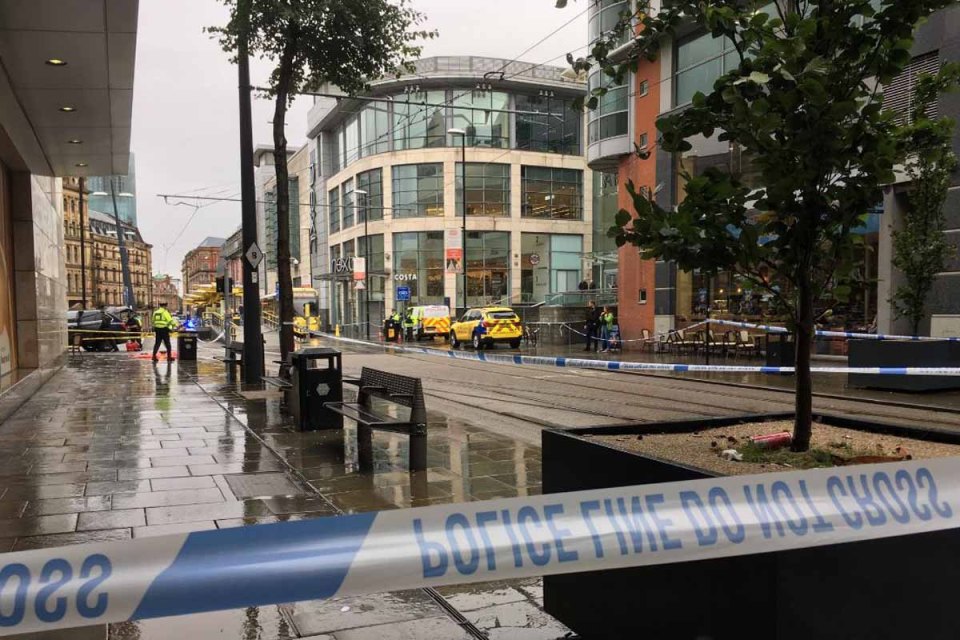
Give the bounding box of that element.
[324,367,428,472]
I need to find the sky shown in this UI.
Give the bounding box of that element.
[131,0,589,277]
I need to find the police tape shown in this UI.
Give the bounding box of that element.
[706,318,960,342]
[309,331,960,376]
[0,457,956,635]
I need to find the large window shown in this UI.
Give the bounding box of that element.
[342,178,355,229]
[588,0,630,47]
[516,93,581,154]
[587,71,628,143]
[358,234,385,301]
[521,167,583,220]
[392,91,446,150]
[675,31,739,106]
[328,186,340,234]
[356,168,383,222]
[360,103,390,158]
[449,90,509,148]
[521,233,584,301]
[458,231,511,307]
[455,163,510,217]
[393,231,444,304]
[392,164,444,218]
[343,116,360,166]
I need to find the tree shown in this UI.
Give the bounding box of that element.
[210,0,432,372]
[570,0,956,451]
[891,65,960,336]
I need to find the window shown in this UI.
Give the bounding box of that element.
[521,167,583,220]
[639,79,649,97]
[391,164,444,218]
[342,178,355,229]
[459,231,511,306]
[516,93,582,154]
[675,31,739,106]
[449,90,509,148]
[360,102,390,157]
[638,132,648,149]
[392,90,446,150]
[456,163,510,217]
[358,234,385,301]
[588,0,630,47]
[393,231,444,304]
[343,115,360,166]
[588,71,629,143]
[328,186,340,234]
[356,169,383,222]
[884,52,940,124]
[521,233,584,300]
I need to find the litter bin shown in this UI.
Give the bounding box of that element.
[765,332,795,368]
[290,347,343,431]
[383,319,400,343]
[177,331,198,361]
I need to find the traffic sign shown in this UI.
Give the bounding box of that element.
[396,286,411,301]
[245,242,264,268]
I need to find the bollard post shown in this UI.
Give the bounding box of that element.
[335,324,340,337]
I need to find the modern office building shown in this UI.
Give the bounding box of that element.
[598,0,956,340]
[0,1,138,408]
[305,55,592,330]
[86,153,137,226]
[260,144,313,293]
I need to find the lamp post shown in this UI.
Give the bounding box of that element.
[447,128,467,315]
[355,189,369,340]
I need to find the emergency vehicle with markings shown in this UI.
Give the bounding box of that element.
[404,305,451,341]
[449,307,523,350]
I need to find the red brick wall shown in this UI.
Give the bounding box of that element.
[616,57,660,345]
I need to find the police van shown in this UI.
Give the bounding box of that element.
[404,305,452,341]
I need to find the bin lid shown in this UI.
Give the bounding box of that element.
[292,347,340,357]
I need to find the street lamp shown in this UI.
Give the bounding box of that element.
[354,188,369,340]
[447,128,467,316]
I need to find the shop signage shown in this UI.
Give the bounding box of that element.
[394,273,418,281]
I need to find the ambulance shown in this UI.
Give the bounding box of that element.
[405,305,452,341]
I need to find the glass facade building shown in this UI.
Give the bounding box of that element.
[307,56,592,329]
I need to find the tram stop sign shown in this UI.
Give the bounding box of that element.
[396,286,411,302]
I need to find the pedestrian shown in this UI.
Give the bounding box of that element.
[600,305,615,353]
[151,301,176,363]
[578,279,588,291]
[584,300,601,352]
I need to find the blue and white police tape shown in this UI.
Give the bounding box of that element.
[706,318,960,342]
[0,457,956,635]
[310,331,960,376]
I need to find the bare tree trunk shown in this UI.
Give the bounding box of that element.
[273,40,297,375]
[792,267,814,452]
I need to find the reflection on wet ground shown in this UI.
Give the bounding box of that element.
[0,347,570,639]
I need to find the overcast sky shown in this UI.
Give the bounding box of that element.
[131,0,588,277]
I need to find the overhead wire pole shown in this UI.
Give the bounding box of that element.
[109,176,136,308]
[237,0,263,384]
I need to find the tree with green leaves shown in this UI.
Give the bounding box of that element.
[569,0,957,451]
[210,0,432,371]
[891,66,960,336]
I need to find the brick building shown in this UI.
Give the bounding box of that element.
[63,178,153,310]
[152,274,181,312]
[182,237,225,294]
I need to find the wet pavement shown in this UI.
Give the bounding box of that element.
[0,342,570,640]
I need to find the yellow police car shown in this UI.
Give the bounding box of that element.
[450,307,523,350]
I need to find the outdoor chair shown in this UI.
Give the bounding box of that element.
[640,328,658,353]
[734,330,760,359]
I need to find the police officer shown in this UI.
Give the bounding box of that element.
[151,301,176,362]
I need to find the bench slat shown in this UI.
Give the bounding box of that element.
[324,402,410,427]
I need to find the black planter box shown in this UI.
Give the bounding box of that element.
[848,338,960,391]
[542,414,960,640]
